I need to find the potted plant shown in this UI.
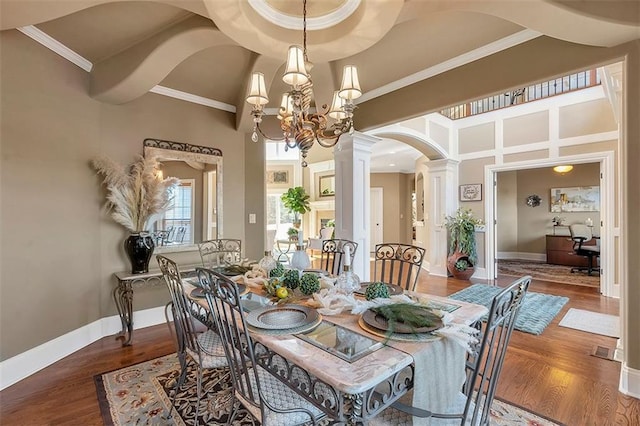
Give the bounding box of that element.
[287,227,299,241]
[280,186,311,228]
[92,155,178,274]
[444,207,483,279]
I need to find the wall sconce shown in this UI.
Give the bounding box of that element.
[553,165,573,174]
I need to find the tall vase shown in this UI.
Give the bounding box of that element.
[124,233,155,274]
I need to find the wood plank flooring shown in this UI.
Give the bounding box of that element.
[1,273,639,425]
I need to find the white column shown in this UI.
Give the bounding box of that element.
[426,159,459,277]
[334,132,379,280]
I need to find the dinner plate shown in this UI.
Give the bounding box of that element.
[246,304,319,330]
[361,306,443,334]
[358,317,441,343]
[356,282,404,296]
[247,316,322,336]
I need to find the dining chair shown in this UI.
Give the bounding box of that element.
[372,275,532,426]
[198,238,242,268]
[373,243,426,291]
[156,255,229,423]
[196,267,326,425]
[319,239,358,276]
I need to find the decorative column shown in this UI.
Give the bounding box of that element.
[426,159,459,277]
[333,132,379,281]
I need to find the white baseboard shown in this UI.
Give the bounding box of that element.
[497,252,546,262]
[619,363,640,399]
[0,306,166,391]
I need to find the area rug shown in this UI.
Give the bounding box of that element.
[449,284,569,335]
[95,354,564,425]
[559,308,620,338]
[497,259,599,288]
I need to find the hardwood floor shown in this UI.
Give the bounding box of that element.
[1,273,639,425]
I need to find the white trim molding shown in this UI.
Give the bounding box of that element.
[17,25,93,72]
[0,307,166,391]
[619,363,640,399]
[150,86,236,113]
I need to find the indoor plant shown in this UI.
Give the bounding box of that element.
[280,186,311,228]
[444,207,483,279]
[93,155,178,273]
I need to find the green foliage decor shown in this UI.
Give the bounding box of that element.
[299,273,320,295]
[269,262,285,278]
[283,269,300,289]
[455,259,470,271]
[365,282,390,300]
[444,207,483,265]
[281,186,311,222]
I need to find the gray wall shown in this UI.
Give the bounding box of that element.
[0,30,263,360]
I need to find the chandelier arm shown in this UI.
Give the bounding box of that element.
[314,131,340,147]
[255,123,285,142]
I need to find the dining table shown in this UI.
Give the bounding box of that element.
[182,275,488,425]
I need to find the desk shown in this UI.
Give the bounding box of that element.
[184,282,486,424]
[546,234,598,267]
[113,265,200,346]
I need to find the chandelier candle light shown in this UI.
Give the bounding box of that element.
[245,0,362,167]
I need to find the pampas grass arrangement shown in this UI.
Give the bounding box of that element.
[92,155,179,233]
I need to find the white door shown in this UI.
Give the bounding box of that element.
[370,188,383,252]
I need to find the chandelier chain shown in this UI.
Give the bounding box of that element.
[302,0,308,61]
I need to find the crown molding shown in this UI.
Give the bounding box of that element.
[17,25,93,72]
[149,86,236,113]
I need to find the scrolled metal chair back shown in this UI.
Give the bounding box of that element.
[156,255,200,359]
[373,243,426,291]
[458,275,532,426]
[198,238,242,268]
[196,268,263,412]
[320,239,358,276]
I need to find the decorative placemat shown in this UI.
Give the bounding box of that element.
[358,317,441,342]
[246,304,318,330]
[247,316,323,336]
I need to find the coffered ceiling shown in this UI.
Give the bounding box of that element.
[1,0,638,171]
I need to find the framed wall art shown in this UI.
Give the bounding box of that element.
[550,186,599,212]
[459,184,482,202]
[266,166,293,188]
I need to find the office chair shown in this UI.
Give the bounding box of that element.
[569,224,600,276]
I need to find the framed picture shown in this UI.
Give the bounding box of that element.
[459,184,482,202]
[266,166,293,188]
[550,186,599,212]
[319,174,335,197]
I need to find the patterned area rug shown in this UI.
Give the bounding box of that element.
[449,284,569,335]
[95,354,564,425]
[497,259,599,287]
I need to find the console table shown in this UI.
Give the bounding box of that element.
[113,265,199,346]
[545,235,597,267]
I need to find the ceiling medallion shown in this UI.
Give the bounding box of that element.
[245,0,362,167]
[248,0,360,30]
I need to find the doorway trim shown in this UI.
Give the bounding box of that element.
[484,150,617,298]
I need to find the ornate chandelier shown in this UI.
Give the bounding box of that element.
[245,0,362,167]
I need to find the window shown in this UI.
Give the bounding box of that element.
[266,193,295,240]
[161,179,195,244]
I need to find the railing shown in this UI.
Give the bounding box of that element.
[441,69,601,120]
